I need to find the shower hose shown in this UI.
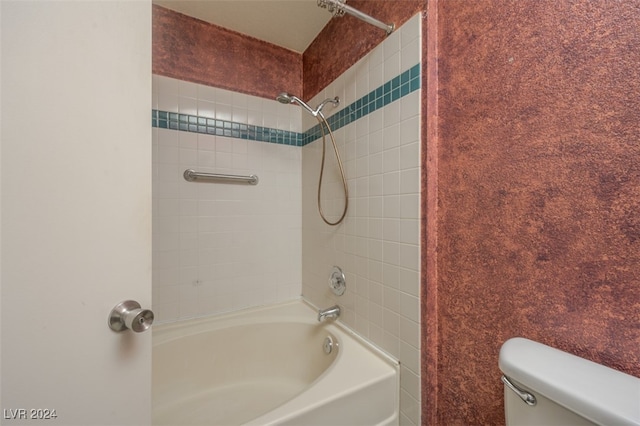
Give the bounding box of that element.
[316,113,349,226]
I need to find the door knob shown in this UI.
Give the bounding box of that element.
[108,300,154,332]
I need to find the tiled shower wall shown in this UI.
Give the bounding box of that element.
[151,13,422,425]
[302,14,422,425]
[152,77,302,322]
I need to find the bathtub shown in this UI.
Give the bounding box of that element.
[152,300,399,426]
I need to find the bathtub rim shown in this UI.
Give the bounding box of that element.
[152,297,400,426]
[153,297,399,368]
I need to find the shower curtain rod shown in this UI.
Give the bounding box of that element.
[317,0,395,35]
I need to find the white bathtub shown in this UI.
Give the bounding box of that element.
[152,300,399,426]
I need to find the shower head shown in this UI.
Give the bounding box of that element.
[275,92,339,117]
[276,92,317,116]
[276,92,294,104]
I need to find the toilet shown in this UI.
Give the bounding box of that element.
[499,337,640,426]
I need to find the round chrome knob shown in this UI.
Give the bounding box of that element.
[329,266,346,296]
[108,300,154,333]
[323,336,334,354]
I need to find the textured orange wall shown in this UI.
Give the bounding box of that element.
[421,1,438,424]
[152,5,302,99]
[434,1,640,424]
[302,0,423,100]
[153,2,423,102]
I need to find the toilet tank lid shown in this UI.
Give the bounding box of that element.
[499,337,640,426]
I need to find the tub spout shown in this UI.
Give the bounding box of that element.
[318,305,341,322]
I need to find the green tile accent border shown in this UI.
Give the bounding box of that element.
[303,64,421,145]
[152,63,420,147]
[152,111,303,146]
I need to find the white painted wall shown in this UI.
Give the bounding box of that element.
[1,2,151,424]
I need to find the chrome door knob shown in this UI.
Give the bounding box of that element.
[108,300,154,332]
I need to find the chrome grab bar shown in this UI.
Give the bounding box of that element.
[502,375,537,406]
[183,169,259,185]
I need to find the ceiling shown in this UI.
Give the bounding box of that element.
[153,0,333,53]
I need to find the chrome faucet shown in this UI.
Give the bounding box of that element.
[317,305,341,322]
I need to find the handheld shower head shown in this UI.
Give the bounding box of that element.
[276,92,294,104]
[274,91,348,225]
[275,92,317,116]
[275,92,339,117]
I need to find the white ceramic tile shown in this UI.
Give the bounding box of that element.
[214,103,232,121]
[383,147,400,173]
[384,101,401,128]
[247,109,263,127]
[156,75,180,97]
[401,91,420,121]
[369,62,384,92]
[355,70,369,99]
[400,366,420,401]
[399,292,420,323]
[383,123,401,150]
[179,79,198,99]
[383,218,400,242]
[179,148,198,165]
[157,93,179,113]
[400,194,419,219]
[232,107,248,124]
[400,142,420,169]
[178,131,198,150]
[157,128,178,147]
[400,389,420,426]
[400,316,420,348]
[153,77,302,324]
[197,84,217,102]
[384,29,401,60]
[246,94,262,111]
[400,14,421,46]
[384,51,401,82]
[178,97,198,116]
[214,87,234,105]
[383,172,400,196]
[300,23,423,421]
[399,219,420,245]
[158,145,178,164]
[232,91,248,109]
[401,37,420,73]
[400,168,420,194]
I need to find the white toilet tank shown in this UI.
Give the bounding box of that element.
[499,337,640,426]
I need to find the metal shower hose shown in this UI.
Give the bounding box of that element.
[316,113,349,226]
